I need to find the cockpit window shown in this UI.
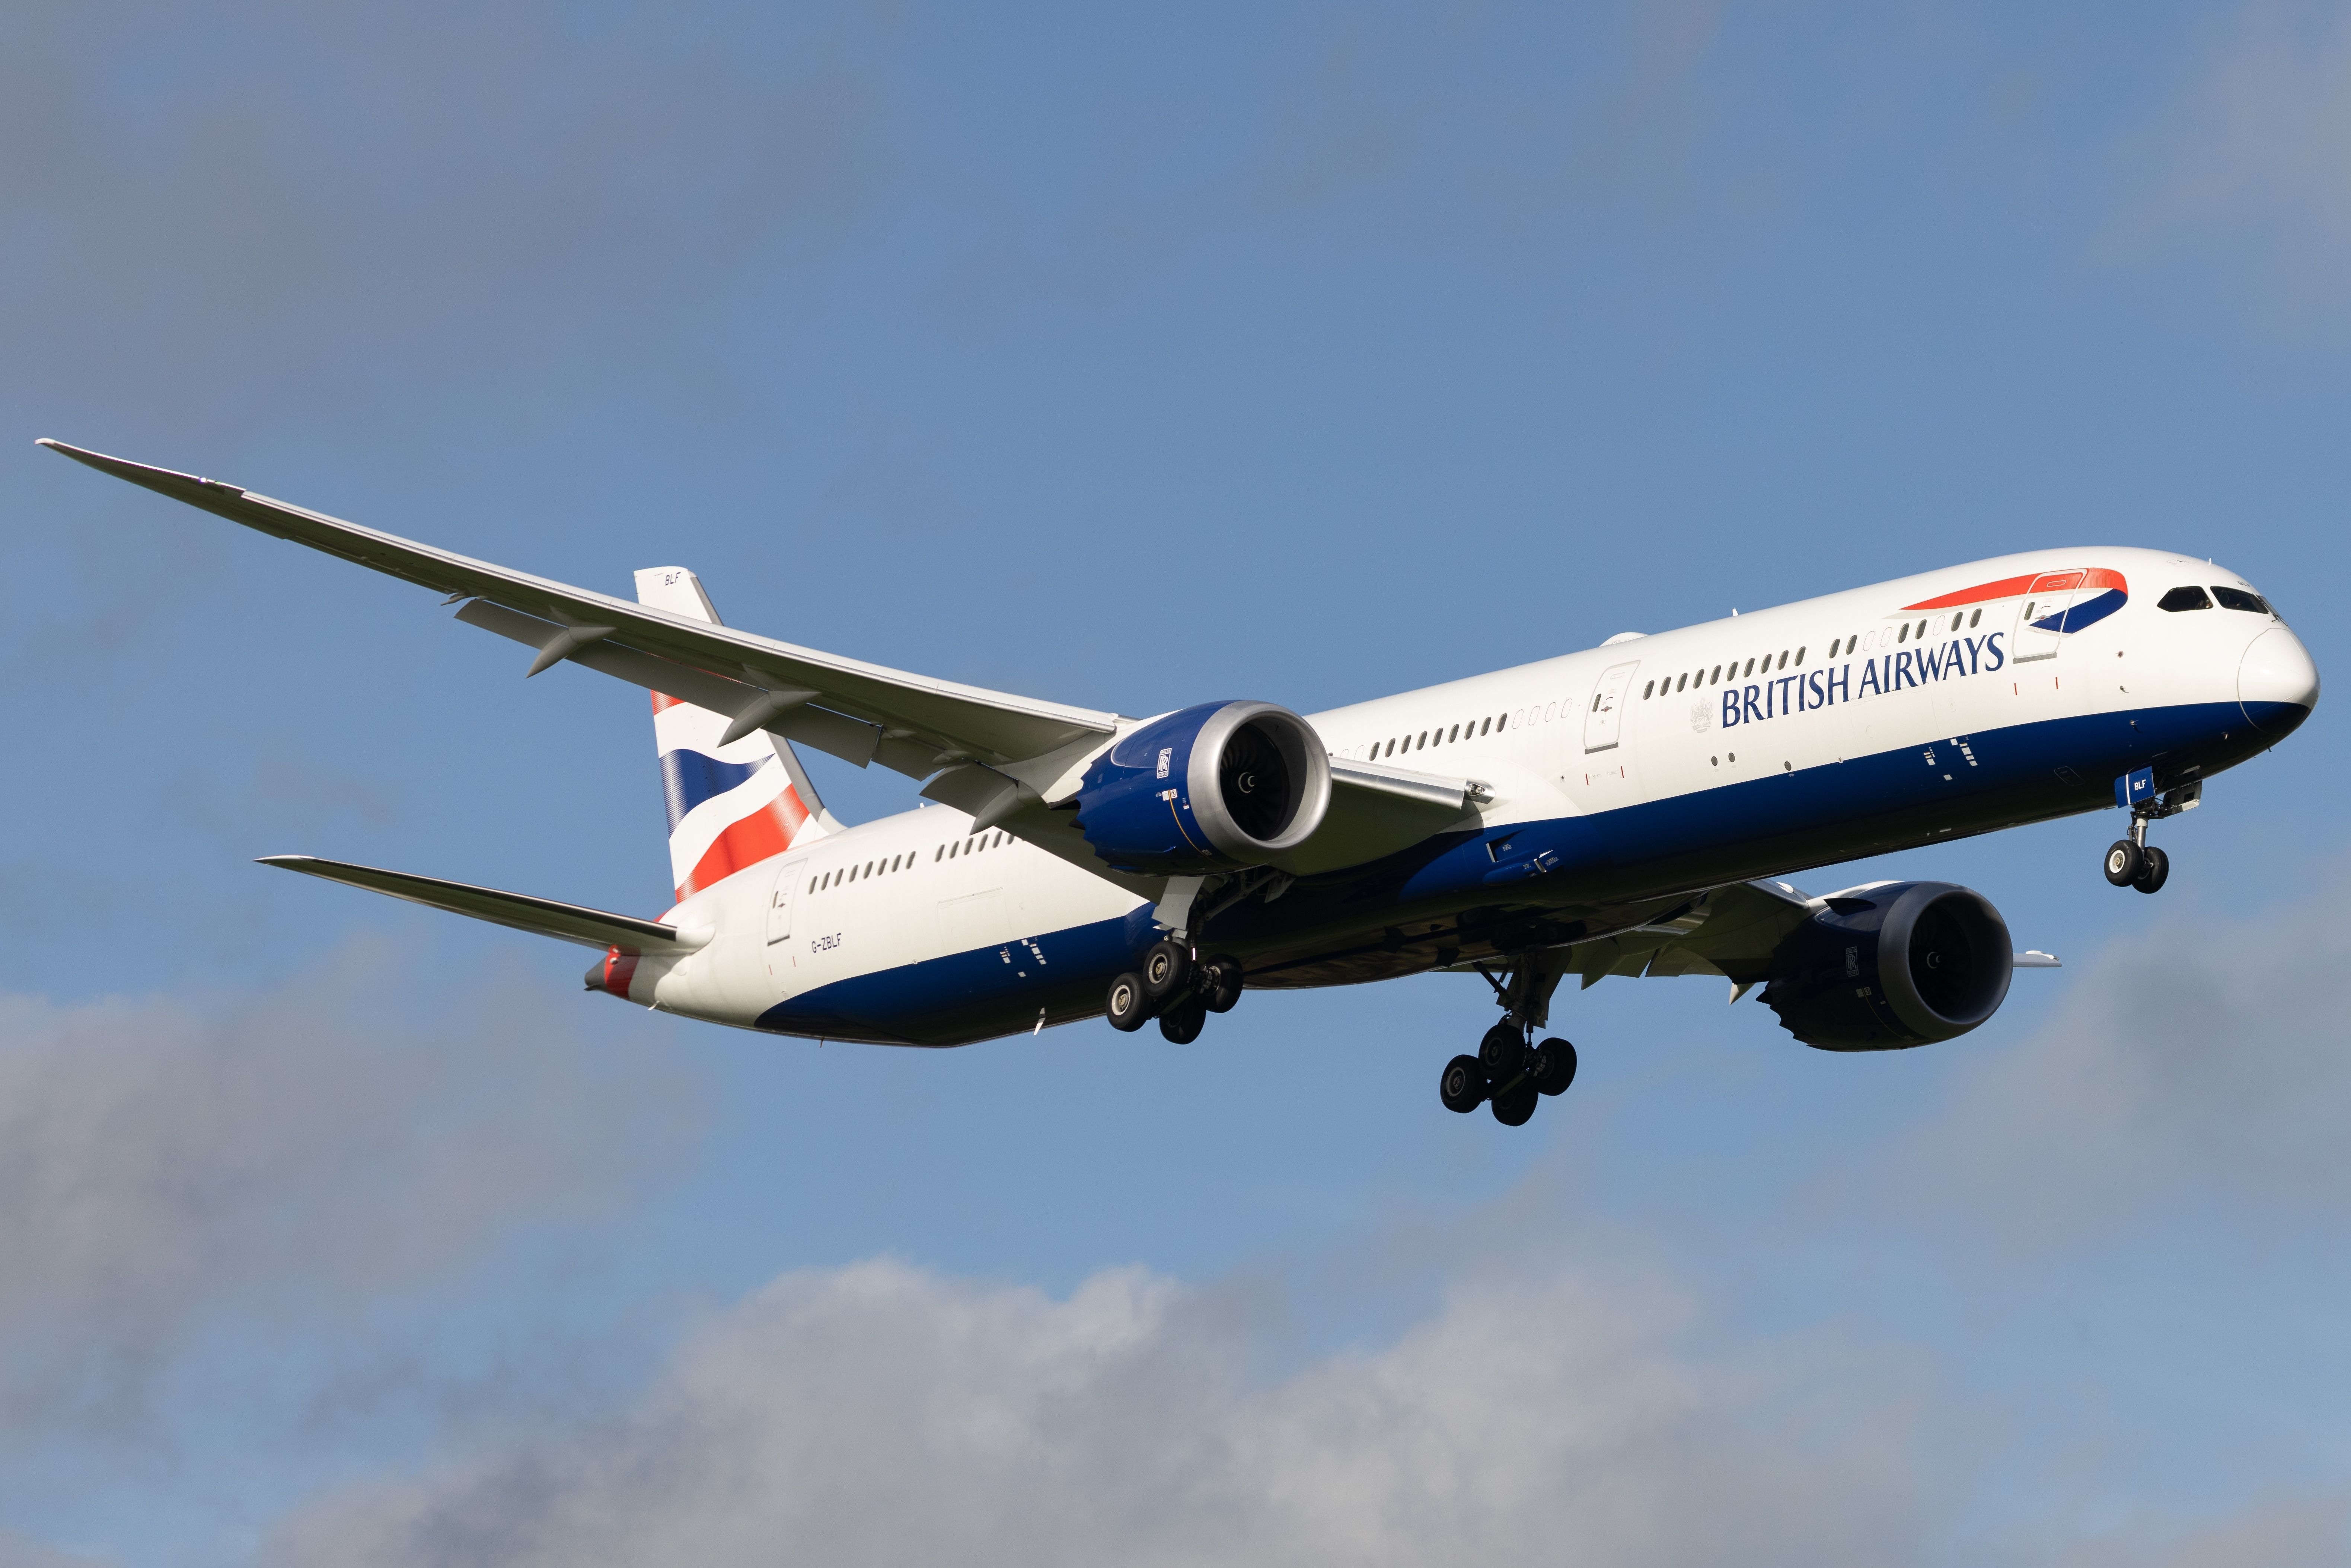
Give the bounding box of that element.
[2211,586,2270,614]
[2159,585,2212,612]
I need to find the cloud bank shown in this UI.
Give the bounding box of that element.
[0,936,698,1441]
[269,1250,1922,1568]
[261,874,2351,1567]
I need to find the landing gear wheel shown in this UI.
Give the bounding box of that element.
[2132,843,2170,895]
[1529,1038,1578,1096]
[1105,972,1153,1032]
[1200,956,1244,1013]
[1158,998,1207,1044]
[1477,1023,1528,1083]
[1490,1080,1539,1127]
[1141,940,1193,1003]
[1439,1055,1487,1114]
[2103,840,2145,887]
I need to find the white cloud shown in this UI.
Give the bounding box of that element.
[258,874,2351,1567]
[0,936,698,1440]
[268,1246,1924,1568]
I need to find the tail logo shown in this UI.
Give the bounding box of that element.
[654,690,819,904]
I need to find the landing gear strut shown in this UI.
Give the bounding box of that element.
[1439,958,1576,1125]
[2104,780,2196,895]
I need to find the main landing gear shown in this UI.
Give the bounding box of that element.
[1441,1027,1577,1125]
[2102,779,2199,896]
[1104,940,1243,1043]
[1442,958,1576,1125]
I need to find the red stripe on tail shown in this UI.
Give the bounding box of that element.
[673,785,813,901]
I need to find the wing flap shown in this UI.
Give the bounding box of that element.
[40,440,1119,769]
[259,855,688,950]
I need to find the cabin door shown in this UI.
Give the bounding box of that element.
[2010,571,2085,663]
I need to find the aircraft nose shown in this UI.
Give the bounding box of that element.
[2239,624,2319,738]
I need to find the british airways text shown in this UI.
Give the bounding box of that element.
[1720,633,2006,729]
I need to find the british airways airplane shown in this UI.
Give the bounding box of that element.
[42,440,2320,1125]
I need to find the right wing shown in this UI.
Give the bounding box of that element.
[39,441,1120,779]
[259,855,692,951]
[47,440,1493,892]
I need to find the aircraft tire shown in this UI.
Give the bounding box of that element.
[1105,972,1154,1032]
[1200,956,1244,1013]
[1141,940,1193,1002]
[1530,1037,1578,1096]
[1158,998,1207,1044]
[1478,1023,1527,1081]
[1439,1054,1487,1114]
[2103,840,2144,886]
[2132,844,2170,895]
[1490,1080,1540,1127]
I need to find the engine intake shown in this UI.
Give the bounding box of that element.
[1760,881,2013,1051]
[1073,701,1331,874]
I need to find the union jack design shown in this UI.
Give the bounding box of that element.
[634,567,830,907]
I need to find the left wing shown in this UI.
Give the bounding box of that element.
[38,440,1119,779]
[1543,879,2061,994]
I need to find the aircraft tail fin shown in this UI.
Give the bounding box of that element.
[634,566,834,906]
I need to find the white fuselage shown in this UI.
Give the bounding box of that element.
[629,546,2314,1045]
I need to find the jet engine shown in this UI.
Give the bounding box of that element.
[1760,881,2013,1051]
[1072,701,1331,874]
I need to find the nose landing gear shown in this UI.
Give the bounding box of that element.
[1441,959,1576,1125]
[2103,777,2197,895]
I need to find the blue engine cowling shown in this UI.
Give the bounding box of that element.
[1760,881,2013,1051]
[1072,701,1332,874]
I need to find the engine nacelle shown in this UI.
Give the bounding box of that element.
[1072,701,1331,874]
[1760,881,2013,1051]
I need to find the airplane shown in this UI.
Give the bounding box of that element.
[40,439,2321,1125]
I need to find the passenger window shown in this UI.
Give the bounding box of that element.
[1949,613,1962,632]
[1643,681,1655,699]
[1969,609,1981,628]
[1481,717,1492,735]
[1776,651,1787,670]
[1897,623,1908,644]
[2211,586,2265,613]
[1449,724,1460,741]
[1417,731,1427,748]
[1674,673,1686,692]
[1795,646,1805,665]
[1740,658,1752,677]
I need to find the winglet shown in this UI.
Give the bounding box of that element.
[37,438,246,498]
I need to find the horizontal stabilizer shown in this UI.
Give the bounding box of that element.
[258,855,689,950]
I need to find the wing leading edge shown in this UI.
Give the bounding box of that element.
[37,440,1119,778]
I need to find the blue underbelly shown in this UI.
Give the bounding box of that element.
[761,700,2263,1046]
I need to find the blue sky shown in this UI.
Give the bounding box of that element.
[3,4,2348,1564]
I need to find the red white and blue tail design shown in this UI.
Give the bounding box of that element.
[635,567,831,906]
